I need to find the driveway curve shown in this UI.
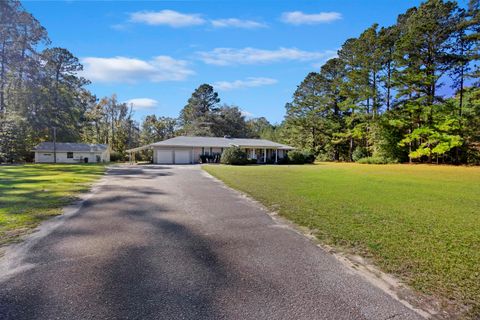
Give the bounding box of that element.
[0,165,423,320]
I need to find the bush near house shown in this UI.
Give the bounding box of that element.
[200,153,221,163]
[220,147,248,165]
[285,150,315,164]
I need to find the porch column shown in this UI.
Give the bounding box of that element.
[263,148,266,163]
[275,149,278,163]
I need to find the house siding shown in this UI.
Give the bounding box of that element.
[35,151,109,163]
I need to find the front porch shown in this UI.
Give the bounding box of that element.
[243,148,285,164]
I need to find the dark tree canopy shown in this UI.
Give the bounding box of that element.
[281,0,480,164]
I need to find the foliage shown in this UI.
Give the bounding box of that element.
[82,94,138,158]
[204,163,480,318]
[200,153,221,164]
[211,105,249,137]
[287,150,306,164]
[284,150,316,164]
[109,151,124,162]
[220,147,248,165]
[356,156,398,164]
[302,151,316,164]
[179,84,220,136]
[352,147,368,162]
[281,0,480,165]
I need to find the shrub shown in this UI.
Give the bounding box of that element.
[303,151,315,164]
[110,151,124,162]
[220,147,248,165]
[352,147,368,162]
[288,150,306,164]
[277,156,289,164]
[315,153,331,162]
[356,156,398,164]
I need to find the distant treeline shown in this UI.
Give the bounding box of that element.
[0,0,479,164]
[0,1,275,162]
[280,0,480,164]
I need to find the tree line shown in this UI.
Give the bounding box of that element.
[0,1,274,162]
[280,0,480,164]
[1,0,478,164]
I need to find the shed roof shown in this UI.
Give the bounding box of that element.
[34,142,108,152]
[148,136,294,149]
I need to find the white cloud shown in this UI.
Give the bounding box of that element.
[211,18,267,29]
[213,77,278,91]
[129,10,205,27]
[125,98,158,110]
[281,11,342,25]
[197,47,337,66]
[80,56,195,83]
[240,109,254,117]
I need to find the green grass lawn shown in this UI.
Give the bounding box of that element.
[203,163,480,317]
[0,164,105,246]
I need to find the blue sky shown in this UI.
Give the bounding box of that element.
[23,0,467,124]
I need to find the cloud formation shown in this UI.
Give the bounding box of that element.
[211,18,267,29]
[281,11,342,25]
[240,109,254,117]
[130,10,205,27]
[80,56,194,83]
[213,77,277,91]
[198,47,337,66]
[125,98,158,110]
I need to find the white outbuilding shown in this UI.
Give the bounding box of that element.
[33,142,110,163]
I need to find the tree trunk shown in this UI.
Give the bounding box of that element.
[0,38,7,114]
[349,137,354,162]
[372,71,377,119]
[386,54,392,111]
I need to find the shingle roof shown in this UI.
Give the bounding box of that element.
[149,136,294,149]
[34,142,109,152]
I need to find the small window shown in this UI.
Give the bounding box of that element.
[67,152,73,158]
[43,153,51,156]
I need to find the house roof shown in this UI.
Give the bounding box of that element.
[34,142,109,152]
[148,136,294,150]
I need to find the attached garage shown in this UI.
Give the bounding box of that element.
[174,150,191,164]
[156,150,173,164]
[154,148,191,164]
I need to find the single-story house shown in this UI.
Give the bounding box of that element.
[127,136,294,164]
[34,142,110,163]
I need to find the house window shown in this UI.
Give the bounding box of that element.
[201,147,205,155]
[67,152,73,158]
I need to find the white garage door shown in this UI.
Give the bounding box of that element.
[174,150,191,164]
[156,150,173,164]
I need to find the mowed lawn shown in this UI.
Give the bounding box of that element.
[0,164,105,246]
[204,163,480,316]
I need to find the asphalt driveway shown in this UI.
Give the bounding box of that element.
[0,165,423,320]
